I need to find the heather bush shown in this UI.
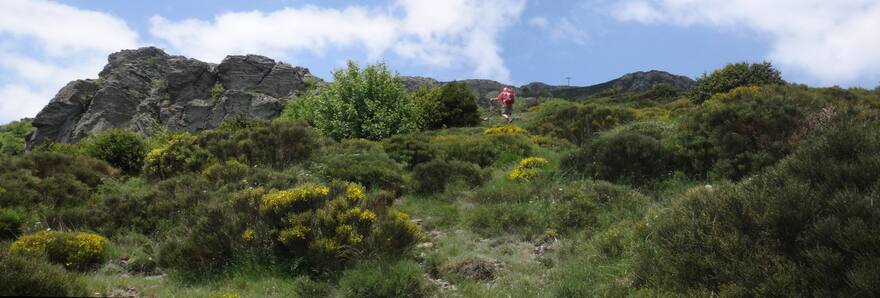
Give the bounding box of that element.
[0,119,32,156]
[0,247,87,296]
[431,133,533,167]
[690,61,785,104]
[635,120,880,296]
[83,129,148,175]
[319,139,405,192]
[562,131,681,185]
[411,159,485,194]
[410,82,481,130]
[382,133,436,170]
[11,230,110,271]
[679,85,826,180]
[528,100,635,145]
[0,208,24,240]
[198,119,319,168]
[338,259,431,298]
[465,202,552,238]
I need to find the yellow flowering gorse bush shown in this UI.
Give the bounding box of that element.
[10,231,109,270]
[509,157,550,182]
[484,124,527,136]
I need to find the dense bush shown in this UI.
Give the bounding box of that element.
[528,100,635,145]
[83,129,148,175]
[411,159,485,194]
[11,230,110,271]
[0,248,87,297]
[680,85,826,180]
[0,208,24,240]
[690,61,785,104]
[562,131,681,185]
[509,157,550,182]
[382,134,436,170]
[0,119,32,156]
[636,120,880,296]
[319,139,405,192]
[144,132,212,179]
[198,119,319,168]
[431,133,534,167]
[410,82,481,130]
[0,152,114,228]
[338,259,431,298]
[292,61,414,140]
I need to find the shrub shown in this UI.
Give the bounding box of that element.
[0,248,87,297]
[484,124,527,136]
[410,82,481,130]
[0,119,32,156]
[690,61,785,104]
[412,159,485,194]
[528,100,635,145]
[338,259,431,298]
[382,134,436,170]
[465,202,551,238]
[202,160,250,185]
[157,201,245,273]
[679,85,826,180]
[302,61,415,140]
[562,131,681,185]
[319,139,405,192]
[431,133,534,167]
[0,208,24,240]
[144,132,212,179]
[509,157,549,182]
[11,230,110,271]
[198,119,319,168]
[83,129,148,175]
[371,209,424,255]
[635,120,880,296]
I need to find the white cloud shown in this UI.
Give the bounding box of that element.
[0,0,139,122]
[529,16,550,28]
[149,0,526,82]
[550,18,588,45]
[603,0,880,84]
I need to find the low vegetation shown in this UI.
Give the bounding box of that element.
[1,61,879,297]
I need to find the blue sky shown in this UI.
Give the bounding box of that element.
[2,0,879,123]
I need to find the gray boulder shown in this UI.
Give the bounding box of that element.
[27,47,319,147]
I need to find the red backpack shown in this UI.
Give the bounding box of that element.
[498,88,515,106]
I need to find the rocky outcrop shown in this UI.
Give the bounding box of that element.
[28,47,319,147]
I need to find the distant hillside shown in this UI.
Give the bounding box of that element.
[401,70,695,101]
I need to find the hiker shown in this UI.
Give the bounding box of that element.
[496,86,515,123]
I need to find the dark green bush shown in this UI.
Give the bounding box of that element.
[319,139,405,192]
[690,61,785,104]
[635,120,880,296]
[338,259,431,298]
[83,129,148,175]
[198,119,319,168]
[158,201,244,273]
[430,133,533,167]
[528,100,635,145]
[410,82,481,130]
[0,248,87,297]
[382,134,436,170]
[562,131,681,185]
[411,159,485,194]
[0,208,24,240]
[679,85,826,180]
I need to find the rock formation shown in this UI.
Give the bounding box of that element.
[27,47,318,147]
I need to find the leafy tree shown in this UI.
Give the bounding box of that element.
[410,83,481,130]
[298,61,414,141]
[0,119,33,156]
[690,62,785,104]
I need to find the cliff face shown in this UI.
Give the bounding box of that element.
[27,47,318,147]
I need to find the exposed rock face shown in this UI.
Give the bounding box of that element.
[28,47,318,147]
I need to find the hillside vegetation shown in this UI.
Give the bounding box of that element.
[1,61,880,297]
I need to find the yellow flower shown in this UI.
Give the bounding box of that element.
[484,125,526,135]
[509,157,549,182]
[242,228,255,241]
[261,184,330,212]
[346,184,366,201]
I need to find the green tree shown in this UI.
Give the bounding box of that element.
[690,61,785,104]
[304,61,414,141]
[0,119,33,156]
[410,82,481,130]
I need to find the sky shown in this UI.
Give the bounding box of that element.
[2,0,880,123]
